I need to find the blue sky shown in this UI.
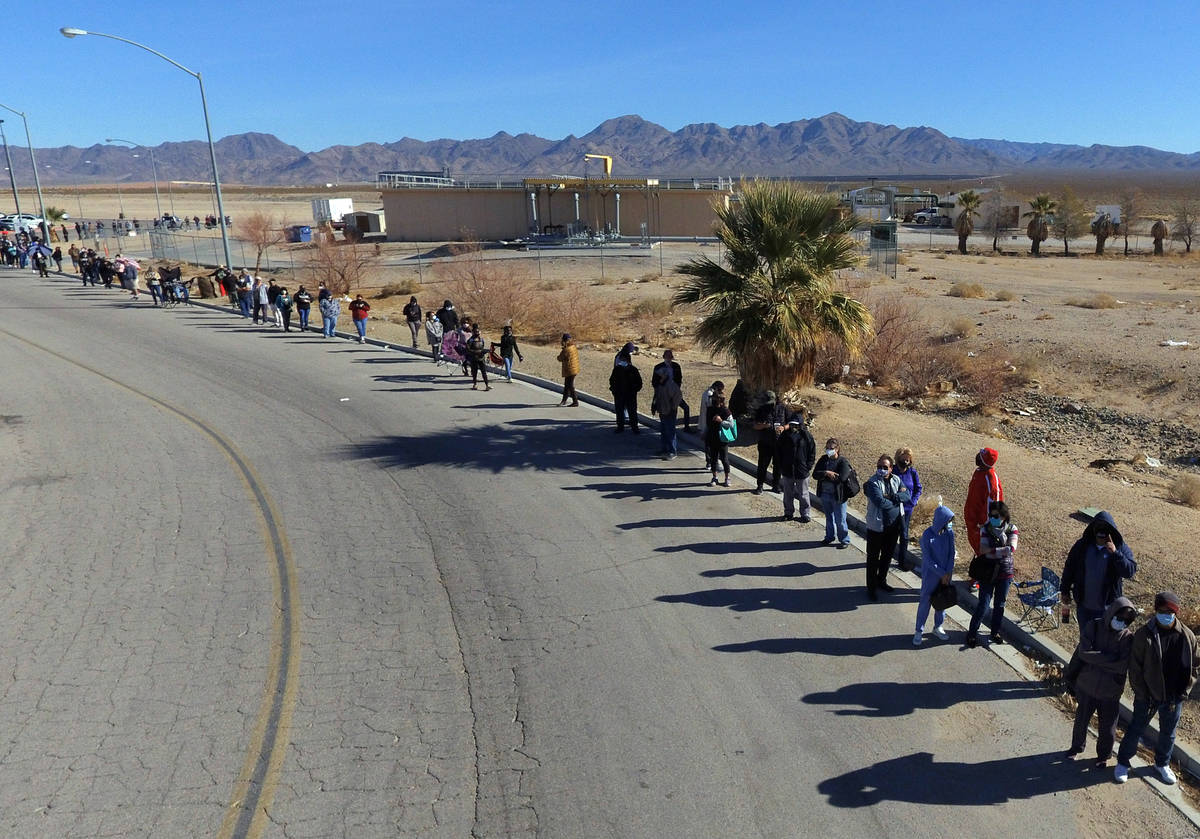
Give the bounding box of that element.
[15,1,1200,153]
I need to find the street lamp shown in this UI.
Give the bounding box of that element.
[0,121,21,220]
[61,27,232,269]
[0,103,51,243]
[107,137,163,219]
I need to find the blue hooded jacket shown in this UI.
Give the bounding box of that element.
[919,505,957,594]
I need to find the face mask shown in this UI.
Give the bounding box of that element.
[1156,612,1175,628]
[826,449,837,458]
[1110,618,1127,631]
[988,516,1004,528]
[877,468,890,478]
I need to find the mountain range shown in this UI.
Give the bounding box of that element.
[14,113,1200,187]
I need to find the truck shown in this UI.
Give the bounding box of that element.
[311,198,354,229]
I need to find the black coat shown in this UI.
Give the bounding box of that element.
[813,454,852,503]
[775,427,816,479]
[609,363,643,399]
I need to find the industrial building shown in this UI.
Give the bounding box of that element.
[377,172,734,242]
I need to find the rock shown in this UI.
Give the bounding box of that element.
[1061,402,1084,414]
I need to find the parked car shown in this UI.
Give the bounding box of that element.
[912,208,941,225]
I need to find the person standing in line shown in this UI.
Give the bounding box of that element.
[697,381,720,466]
[32,249,50,278]
[145,267,163,307]
[966,500,1019,647]
[914,502,956,645]
[1114,592,1199,786]
[425,311,444,363]
[252,275,269,324]
[267,280,283,328]
[455,318,472,376]
[235,271,253,318]
[965,447,1003,561]
[494,324,523,382]
[319,291,340,338]
[403,296,422,347]
[68,244,81,274]
[1067,597,1135,766]
[465,323,491,390]
[652,358,684,460]
[294,286,313,332]
[276,286,294,332]
[1061,511,1137,632]
[776,413,816,523]
[557,333,580,407]
[893,447,923,571]
[863,454,910,601]
[814,439,853,549]
[211,265,233,305]
[349,294,370,343]
[751,391,787,495]
[651,350,690,429]
[436,299,459,332]
[608,347,642,433]
[705,395,734,487]
[51,247,63,273]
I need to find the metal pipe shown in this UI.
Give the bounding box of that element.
[0,121,23,219]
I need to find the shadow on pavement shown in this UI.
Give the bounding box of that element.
[801,678,1046,716]
[715,634,937,659]
[619,516,776,531]
[655,585,863,614]
[565,481,718,502]
[700,559,861,576]
[818,750,1098,807]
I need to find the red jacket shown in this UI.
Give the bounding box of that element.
[349,299,370,321]
[965,466,1003,556]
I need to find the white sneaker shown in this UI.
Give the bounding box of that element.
[1114,763,1129,784]
[933,626,949,641]
[1154,764,1177,785]
[912,631,924,646]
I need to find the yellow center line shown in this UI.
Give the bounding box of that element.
[0,329,301,839]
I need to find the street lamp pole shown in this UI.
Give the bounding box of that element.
[107,137,163,220]
[62,27,232,269]
[0,104,51,243]
[0,120,23,219]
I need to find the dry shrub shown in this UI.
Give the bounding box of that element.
[631,296,674,318]
[813,334,852,385]
[593,276,620,286]
[968,414,1001,436]
[1066,293,1119,309]
[898,343,964,396]
[1011,349,1045,383]
[959,357,1012,410]
[541,290,620,343]
[638,272,659,283]
[948,282,986,298]
[537,279,566,291]
[861,294,929,386]
[945,316,977,340]
[437,258,538,332]
[994,289,1017,301]
[1169,475,1200,509]
[910,494,939,531]
[377,279,419,298]
[305,238,377,295]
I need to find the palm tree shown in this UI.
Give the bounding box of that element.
[44,206,68,224]
[1024,194,1056,256]
[1091,212,1116,255]
[673,180,871,395]
[1151,219,1169,255]
[954,190,982,254]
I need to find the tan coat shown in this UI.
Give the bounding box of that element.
[557,342,580,377]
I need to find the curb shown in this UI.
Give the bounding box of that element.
[180,297,1200,810]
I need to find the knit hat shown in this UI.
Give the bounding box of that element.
[1155,591,1181,614]
[979,447,999,468]
[562,333,571,341]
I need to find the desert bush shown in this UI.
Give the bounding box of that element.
[537,279,566,291]
[535,288,621,343]
[593,276,620,286]
[377,279,419,298]
[1170,475,1200,509]
[959,358,1012,410]
[945,316,976,340]
[897,343,964,397]
[305,238,377,295]
[910,494,939,531]
[631,296,674,318]
[948,282,986,298]
[437,258,539,332]
[813,334,853,384]
[994,289,1017,301]
[861,294,929,386]
[1011,349,1045,383]
[1065,293,1119,309]
[638,273,659,283]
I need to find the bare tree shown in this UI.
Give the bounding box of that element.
[236,211,287,275]
[1118,188,1141,255]
[305,238,376,295]
[1051,187,1090,255]
[979,189,1016,253]
[1171,200,1199,253]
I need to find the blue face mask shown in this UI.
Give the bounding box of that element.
[1156,612,1175,628]
[877,468,890,478]
[988,516,1004,528]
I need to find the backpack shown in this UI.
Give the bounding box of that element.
[843,466,861,499]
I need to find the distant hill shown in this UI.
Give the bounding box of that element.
[17,115,1200,187]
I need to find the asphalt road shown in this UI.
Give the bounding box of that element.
[0,270,1193,838]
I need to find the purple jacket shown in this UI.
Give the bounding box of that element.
[894,465,922,515]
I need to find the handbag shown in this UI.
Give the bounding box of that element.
[968,554,998,583]
[717,418,737,443]
[930,582,958,612]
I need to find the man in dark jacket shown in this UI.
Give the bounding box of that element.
[651,350,690,429]
[751,391,787,495]
[436,299,459,332]
[1115,592,1199,785]
[1061,511,1137,632]
[1068,597,1135,764]
[403,296,422,347]
[775,414,816,522]
[608,350,642,434]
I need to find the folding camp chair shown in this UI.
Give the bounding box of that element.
[1015,566,1061,633]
